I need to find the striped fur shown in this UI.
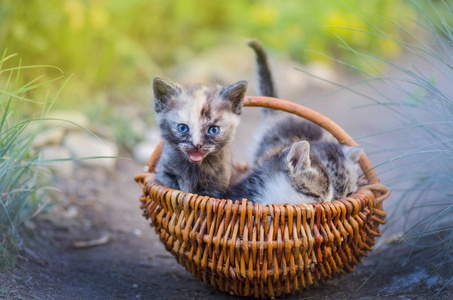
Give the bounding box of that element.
[228,141,333,204]
[234,41,363,204]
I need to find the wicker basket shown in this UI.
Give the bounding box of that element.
[135,96,390,298]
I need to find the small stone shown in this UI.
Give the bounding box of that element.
[91,124,115,141]
[32,127,66,149]
[46,110,90,131]
[63,132,119,170]
[62,206,78,219]
[133,229,142,237]
[24,220,36,230]
[132,284,139,289]
[40,145,74,176]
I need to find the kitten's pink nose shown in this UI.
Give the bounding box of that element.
[194,144,202,150]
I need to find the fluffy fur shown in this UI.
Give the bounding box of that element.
[229,40,363,204]
[153,77,247,198]
[228,141,333,204]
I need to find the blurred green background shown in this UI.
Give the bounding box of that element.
[1,0,415,111]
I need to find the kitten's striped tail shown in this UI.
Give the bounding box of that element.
[248,40,278,116]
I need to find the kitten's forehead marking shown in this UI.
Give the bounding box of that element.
[176,86,211,145]
[200,89,215,120]
[190,88,207,145]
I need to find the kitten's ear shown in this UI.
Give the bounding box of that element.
[286,141,311,173]
[153,77,181,113]
[220,80,248,115]
[343,146,363,163]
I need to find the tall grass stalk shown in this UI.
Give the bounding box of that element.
[0,50,65,268]
[301,0,452,295]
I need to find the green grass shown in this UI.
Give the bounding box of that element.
[0,50,129,269]
[0,51,66,268]
[0,0,415,110]
[299,0,452,296]
[356,0,452,295]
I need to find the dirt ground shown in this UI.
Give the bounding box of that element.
[1,158,451,300]
[1,49,452,299]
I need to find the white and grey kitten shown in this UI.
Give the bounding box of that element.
[235,40,363,204]
[227,140,333,204]
[253,116,363,201]
[153,77,247,199]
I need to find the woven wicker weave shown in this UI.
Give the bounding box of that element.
[135,96,390,298]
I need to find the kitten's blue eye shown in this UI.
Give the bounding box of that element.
[208,126,220,135]
[178,124,189,133]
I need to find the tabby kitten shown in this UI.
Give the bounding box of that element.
[241,40,363,203]
[253,117,363,200]
[227,140,333,204]
[153,77,247,199]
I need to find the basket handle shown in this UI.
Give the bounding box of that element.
[244,96,379,184]
[146,96,379,184]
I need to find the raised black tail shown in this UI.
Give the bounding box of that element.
[247,39,277,98]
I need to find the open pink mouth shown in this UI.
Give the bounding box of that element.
[188,150,205,163]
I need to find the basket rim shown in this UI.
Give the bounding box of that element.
[135,172,388,217]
